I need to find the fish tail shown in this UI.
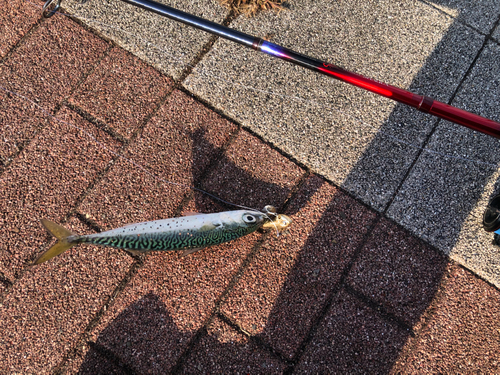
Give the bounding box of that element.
[34,219,78,265]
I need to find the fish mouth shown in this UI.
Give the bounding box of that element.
[262,214,293,231]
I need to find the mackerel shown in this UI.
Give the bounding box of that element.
[34,206,292,264]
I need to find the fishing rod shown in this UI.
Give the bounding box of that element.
[42,0,500,138]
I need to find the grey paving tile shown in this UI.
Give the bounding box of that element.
[493,21,500,41]
[424,0,500,34]
[185,0,483,210]
[387,41,500,287]
[63,0,229,79]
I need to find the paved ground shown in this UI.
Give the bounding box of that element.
[1,0,500,373]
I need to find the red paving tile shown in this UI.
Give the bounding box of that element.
[295,288,409,374]
[0,13,108,110]
[221,175,378,358]
[78,89,237,229]
[0,107,121,282]
[69,47,173,139]
[0,217,133,374]
[0,88,48,163]
[65,343,130,375]
[79,230,261,374]
[202,130,304,210]
[181,316,287,374]
[1,0,40,58]
[347,218,448,326]
[391,265,500,373]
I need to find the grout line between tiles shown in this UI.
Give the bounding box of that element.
[419,0,495,37]
[169,171,310,373]
[282,214,382,372]
[0,9,45,65]
[383,12,500,216]
[53,253,145,374]
[216,311,295,369]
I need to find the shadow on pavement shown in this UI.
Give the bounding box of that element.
[77,126,448,373]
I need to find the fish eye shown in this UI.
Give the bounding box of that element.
[243,214,257,223]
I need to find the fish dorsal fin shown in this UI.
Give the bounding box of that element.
[181,248,203,256]
[182,211,199,217]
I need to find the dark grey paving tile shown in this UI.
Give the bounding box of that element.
[387,41,500,287]
[425,0,500,33]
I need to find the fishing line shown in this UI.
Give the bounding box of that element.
[45,0,500,170]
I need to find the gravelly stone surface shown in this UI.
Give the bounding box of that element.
[387,41,500,287]
[424,0,500,33]
[0,13,108,110]
[0,217,133,374]
[347,218,448,326]
[221,175,377,358]
[78,211,263,373]
[180,316,288,374]
[0,89,49,164]
[391,265,500,373]
[62,0,228,80]
[66,345,130,375]
[69,47,173,139]
[0,107,121,282]
[78,89,236,229]
[184,0,483,211]
[493,21,500,40]
[2,2,500,374]
[1,0,40,58]
[202,130,305,210]
[294,288,410,374]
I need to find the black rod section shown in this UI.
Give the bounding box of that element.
[120,0,257,47]
[98,0,500,138]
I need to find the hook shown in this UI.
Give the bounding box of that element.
[42,0,61,18]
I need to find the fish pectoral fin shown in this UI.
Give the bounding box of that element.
[181,248,203,256]
[199,223,217,232]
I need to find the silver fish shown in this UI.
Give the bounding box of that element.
[34,206,292,264]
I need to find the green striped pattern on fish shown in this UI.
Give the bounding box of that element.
[78,213,261,251]
[35,209,268,264]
